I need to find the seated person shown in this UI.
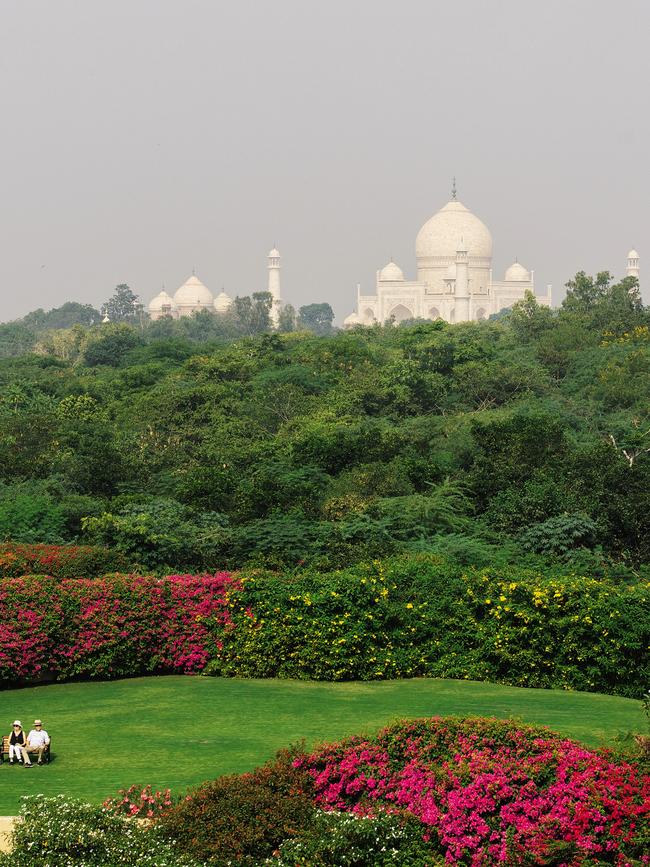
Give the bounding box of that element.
[8,721,26,764]
[22,719,50,767]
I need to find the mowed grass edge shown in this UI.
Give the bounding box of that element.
[0,676,643,814]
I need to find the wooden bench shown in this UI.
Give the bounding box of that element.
[1,734,51,764]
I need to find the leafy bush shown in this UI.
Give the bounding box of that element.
[157,747,315,865]
[295,716,650,865]
[81,497,229,572]
[0,542,130,578]
[270,810,441,865]
[0,490,67,543]
[0,794,199,866]
[519,511,598,557]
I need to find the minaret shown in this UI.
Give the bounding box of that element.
[267,247,282,326]
[455,237,470,322]
[627,249,640,280]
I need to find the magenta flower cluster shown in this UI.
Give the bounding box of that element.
[295,717,650,865]
[0,573,235,681]
[103,784,174,818]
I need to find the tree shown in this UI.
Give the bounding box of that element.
[233,292,272,335]
[103,284,143,323]
[561,271,646,336]
[83,324,142,366]
[298,303,335,335]
[22,301,101,330]
[509,291,555,342]
[277,304,297,333]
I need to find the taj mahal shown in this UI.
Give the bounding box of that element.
[146,184,641,327]
[344,183,552,327]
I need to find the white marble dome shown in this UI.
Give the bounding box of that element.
[173,274,213,307]
[415,200,493,260]
[214,291,233,312]
[148,289,176,314]
[379,261,405,281]
[504,261,530,282]
[628,249,639,259]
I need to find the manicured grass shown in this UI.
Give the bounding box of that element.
[0,676,643,814]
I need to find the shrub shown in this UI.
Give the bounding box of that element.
[157,746,316,865]
[270,809,442,865]
[295,716,650,865]
[0,794,199,866]
[519,511,598,557]
[1,553,648,695]
[209,555,649,696]
[81,497,229,572]
[0,542,130,578]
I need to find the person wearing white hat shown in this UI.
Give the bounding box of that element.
[22,720,50,767]
[8,721,26,764]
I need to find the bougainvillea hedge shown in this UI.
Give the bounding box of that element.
[0,543,131,579]
[1,555,648,694]
[0,573,233,682]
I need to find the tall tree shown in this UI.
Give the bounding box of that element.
[233,291,272,335]
[103,284,143,323]
[278,303,297,333]
[298,303,335,335]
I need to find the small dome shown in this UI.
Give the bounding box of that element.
[173,274,213,307]
[504,261,531,282]
[379,261,404,282]
[628,249,639,259]
[343,311,362,327]
[214,291,233,312]
[416,199,493,261]
[148,290,177,313]
[268,247,281,258]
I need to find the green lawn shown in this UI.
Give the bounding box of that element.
[0,676,643,815]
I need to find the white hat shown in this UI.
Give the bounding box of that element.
[13,720,21,727]
[34,719,42,726]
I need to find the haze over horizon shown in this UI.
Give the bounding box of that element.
[0,0,647,323]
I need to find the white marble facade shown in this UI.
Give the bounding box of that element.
[345,189,552,326]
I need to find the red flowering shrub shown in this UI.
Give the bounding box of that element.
[0,572,235,682]
[156,746,315,866]
[0,543,130,579]
[295,717,650,865]
[103,784,174,818]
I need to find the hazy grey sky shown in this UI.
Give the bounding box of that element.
[1,0,648,322]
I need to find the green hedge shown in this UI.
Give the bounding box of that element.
[208,555,649,696]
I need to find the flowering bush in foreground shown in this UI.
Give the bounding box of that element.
[295,717,650,865]
[268,809,442,865]
[0,794,200,867]
[103,783,174,818]
[0,572,234,682]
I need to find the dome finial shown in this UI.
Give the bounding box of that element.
[451,177,457,200]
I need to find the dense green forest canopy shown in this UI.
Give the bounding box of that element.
[0,271,648,573]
